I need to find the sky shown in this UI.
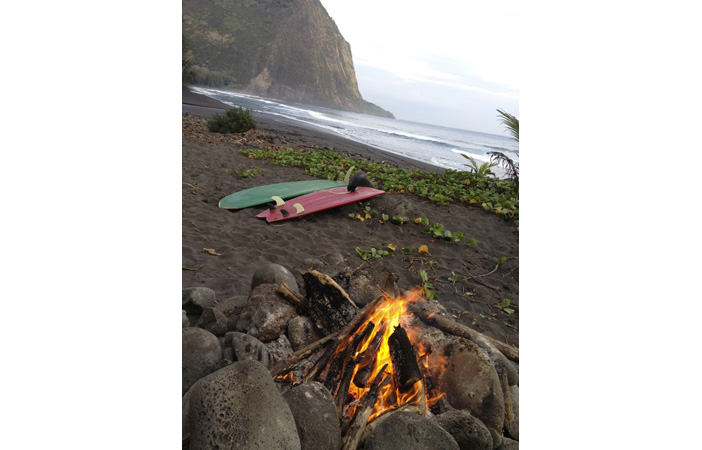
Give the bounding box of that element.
[319,0,519,136]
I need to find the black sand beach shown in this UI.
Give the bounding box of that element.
[182,85,518,346]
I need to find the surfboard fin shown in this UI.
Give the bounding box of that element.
[293,203,305,214]
[271,196,285,207]
[280,209,289,217]
[343,166,356,183]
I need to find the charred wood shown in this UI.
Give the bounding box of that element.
[302,270,359,335]
[388,325,422,393]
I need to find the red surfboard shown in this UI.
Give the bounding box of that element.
[256,186,385,223]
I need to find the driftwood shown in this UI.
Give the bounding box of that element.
[276,282,304,307]
[409,302,519,363]
[342,364,391,450]
[502,369,514,430]
[269,331,339,377]
[388,325,423,393]
[302,270,359,335]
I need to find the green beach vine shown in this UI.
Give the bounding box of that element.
[239,148,519,225]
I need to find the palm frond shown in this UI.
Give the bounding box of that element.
[496,108,519,142]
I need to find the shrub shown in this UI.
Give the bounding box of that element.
[207,107,257,133]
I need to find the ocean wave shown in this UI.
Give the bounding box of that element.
[450,149,491,162]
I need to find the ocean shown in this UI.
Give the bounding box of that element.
[189,86,519,177]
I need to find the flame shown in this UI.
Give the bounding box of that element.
[278,288,450,422]
[275,371,299,386]
[332,288,431,422]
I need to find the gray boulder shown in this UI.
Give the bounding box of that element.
[434,410,493,450]
[265,333,294,365]
[182,287,216,314]
[188,359,301,450]
[251,263,301,297]
[506,385,519,441]
[236,283,297,342]
[364,412,459,450]
[471,333,519,386]
[287,316,322,351]
[283,382,341,450]
[196,306,228,337]
[213,295,248,331]
[438,339,505,442]
[182,327,222,395]
[227,331,272,367]
[346,266,399,307]
[497,437,519,450]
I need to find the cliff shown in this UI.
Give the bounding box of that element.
[182,0,394,118]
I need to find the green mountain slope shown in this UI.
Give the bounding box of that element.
[183,0,394,118]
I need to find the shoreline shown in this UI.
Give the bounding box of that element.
[182,85,444,173]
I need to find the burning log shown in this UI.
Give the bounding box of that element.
[302,295,388,383]
[342,364,391,450]
[302,270,359,335]
[352,326,385,389]
[408,302,519,363]
[388,325,423,393]
[332,323,376,415]
[324,322,374,394]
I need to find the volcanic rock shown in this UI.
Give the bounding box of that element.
[182,327,222,395]
[188,360,301,450]
[182,286,216,314]
[265,333,294,364]
[364,411,459,450]
[506,385,519,441]
[213,295,248,332]
[251,263,301,298]
[433,410,493,450]
[282,382,341,450]
[227,331,272,368]
[497,437,519,450]
[471,333,519,386]
[346,266,400,307]
[287,316,323,351]
[196,306,228,337]
[235,283,297,342]
[437,339,505,442]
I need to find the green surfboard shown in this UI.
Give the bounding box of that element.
[218,167,354,210]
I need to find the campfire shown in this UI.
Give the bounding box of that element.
[270,270,520,449]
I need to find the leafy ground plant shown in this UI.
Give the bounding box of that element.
[498,298,515,314]
[240,148,518,223]
[461,154,498,178]
[208,107,257,133]
[234,167,264,178]
[419,269,437,300]
[355,246,393,261]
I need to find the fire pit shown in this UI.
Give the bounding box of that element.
[271,271,519,449]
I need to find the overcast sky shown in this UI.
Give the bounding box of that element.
[319,0,519,136]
